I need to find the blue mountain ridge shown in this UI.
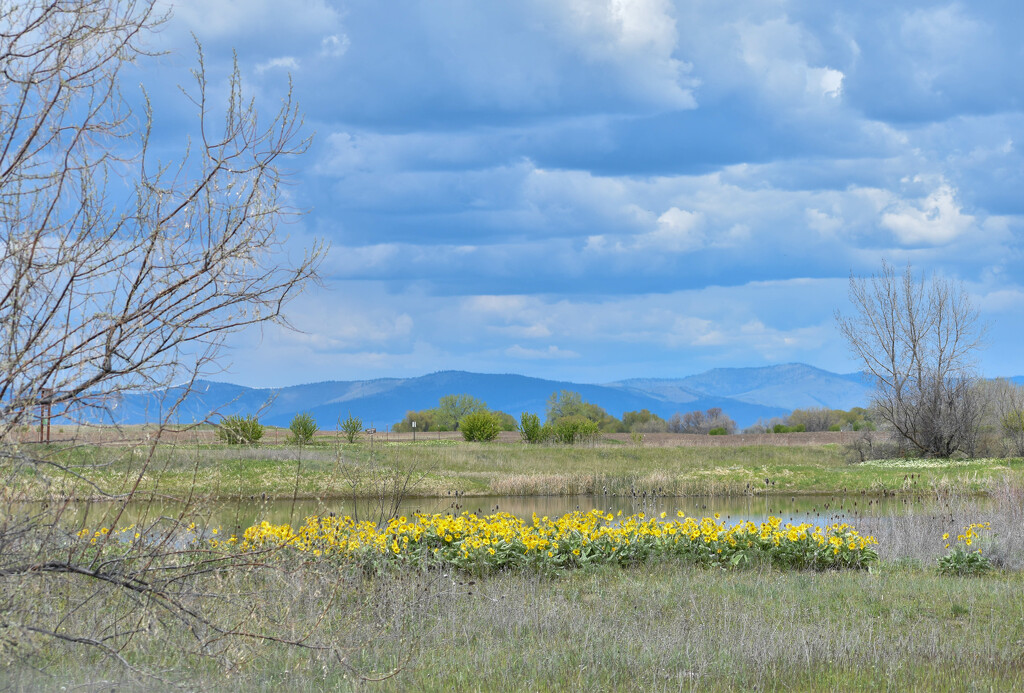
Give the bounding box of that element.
[105,363,878,430]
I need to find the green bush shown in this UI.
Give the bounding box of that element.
[460,410,501,442]
[773,423,806,434]
[518,412,547,444]
[340,412,362,443]
[218,414,264,445]
[708,427,728,436]
[288,412,318,445]
[551,416,599,445]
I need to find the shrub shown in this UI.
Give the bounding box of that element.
[218,414,264,445]
[460,410,501,442]
[708,427,728,436]
[623,409,667,433]
[340,412,362,443]
[287,412,318,445]
[551,416,599,445]
[518,412,547,444]
[773,423,806,434]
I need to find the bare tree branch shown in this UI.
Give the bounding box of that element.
[0,1,345,682]
[836,261,984,457]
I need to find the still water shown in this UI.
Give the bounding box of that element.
[51,492,971,534]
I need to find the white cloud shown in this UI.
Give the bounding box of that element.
[880,184,975,246]
[737,17,846,107]
[806,208,843,236]
[326,243,401,275]
[813,67,844,99]
[559,0,698,109]
[256,56,299,74]
[977,288,1024,313]
[505,345,579,360]
[637,207,704,252]
[321,34,350,58]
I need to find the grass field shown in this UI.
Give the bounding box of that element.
[3,436,1023,691]
[8,437,1024,502]
[6,559,1023,692]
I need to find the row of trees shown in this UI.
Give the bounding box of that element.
[388,391,760,439]
[745,407,876,434]
[388,392,746,443]
[392,394,517,434]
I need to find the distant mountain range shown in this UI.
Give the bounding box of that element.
[105,363,876,430]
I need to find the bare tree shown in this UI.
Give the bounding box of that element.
[670,407,736,434]
[836,261,984,458]
[0,0,337,681]
[0,1,324,432]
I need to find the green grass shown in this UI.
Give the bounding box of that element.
[4,442,1023,691]
[6,560,1023,691]
[7,439,1024,502]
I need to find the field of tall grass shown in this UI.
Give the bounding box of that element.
[7,550,1023,691]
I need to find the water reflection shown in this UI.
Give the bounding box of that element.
[46,492,990,534]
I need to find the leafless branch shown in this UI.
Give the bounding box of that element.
[835,261,984,457]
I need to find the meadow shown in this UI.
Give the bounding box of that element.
[7,541,1024,691]
[3,434,1024,691]
[11,434,1024,502]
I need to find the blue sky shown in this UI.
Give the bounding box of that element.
[146,0,1023,386]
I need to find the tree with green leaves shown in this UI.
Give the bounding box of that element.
[289,412,319,445]
[546,390,622,431]
[622,409,667,433]
[218,415,265,445]
[518,412,547,444]
[436,394,487,430]
[340,412,362,444]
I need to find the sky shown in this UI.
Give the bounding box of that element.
[142,0,1024,386]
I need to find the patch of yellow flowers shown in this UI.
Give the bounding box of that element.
[942,521,990,550]
[231,510,878,573]
[938,521,992,576]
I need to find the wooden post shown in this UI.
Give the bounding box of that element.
[38,389,52,443]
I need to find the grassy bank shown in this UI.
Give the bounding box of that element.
[6,561,1023,692]
[8,439,1024,502]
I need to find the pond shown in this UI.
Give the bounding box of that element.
[49,491,978,535]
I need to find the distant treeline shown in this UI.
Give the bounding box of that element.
[391,390,874,436]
